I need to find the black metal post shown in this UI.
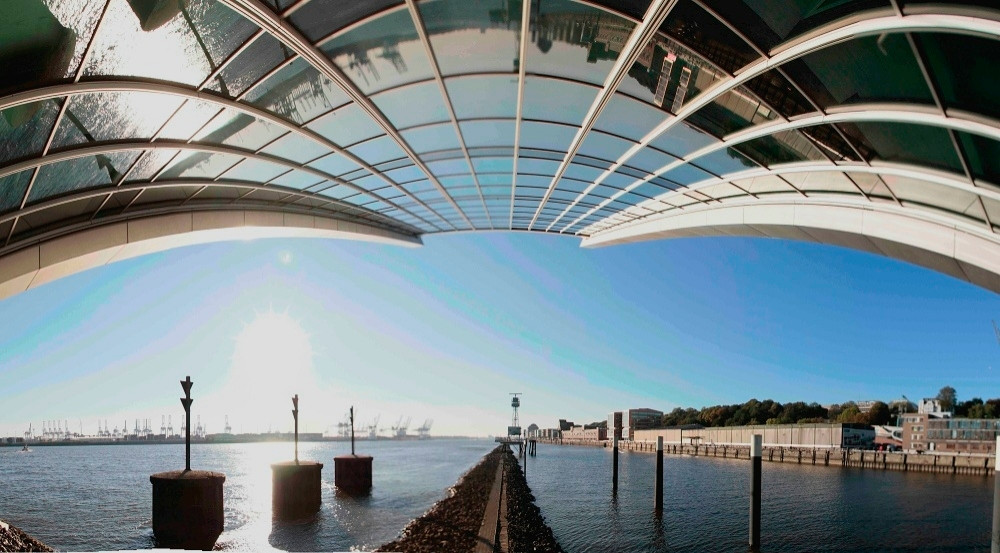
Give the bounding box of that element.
[613,435,619,491]
[750,434,762,550]
[655,436,663,513]
[292,395,299,464]
[350,406,355,456]
[180,376,193,472]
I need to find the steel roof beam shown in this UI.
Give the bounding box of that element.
[217,0,474,228]
[527,0,679,230]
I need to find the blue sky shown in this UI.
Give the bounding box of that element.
[1,232,999,437]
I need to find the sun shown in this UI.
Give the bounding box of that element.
[226,309,317,429]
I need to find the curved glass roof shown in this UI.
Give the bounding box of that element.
[1,0,998,256]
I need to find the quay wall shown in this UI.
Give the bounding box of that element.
[539,439,996,476]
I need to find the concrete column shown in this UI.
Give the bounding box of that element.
[992,436,1000,553]
[612,435,619,491]
[750,434,762,551]
[654,436,663,513]
[150,470,225,550]
[272,461,323,520]
[335,455,373,496]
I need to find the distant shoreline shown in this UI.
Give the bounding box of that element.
[1,435,487,448]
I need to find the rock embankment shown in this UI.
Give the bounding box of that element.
[502,451,563,553]
[0,520,52,552]
[376,447,503,552]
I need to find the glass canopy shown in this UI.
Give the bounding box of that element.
[0,0,997,249]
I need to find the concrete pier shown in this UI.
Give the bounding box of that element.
[750,435,762,550]
[271,461,324,520]
[149,470,225,550]
[334,455,373,495]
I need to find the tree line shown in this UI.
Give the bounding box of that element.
[660,399,894,428]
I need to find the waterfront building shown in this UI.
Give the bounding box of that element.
[623,408,663,441]
[634,423,875,449]
[919,399,951,416]
[903,415,999,454]
[0,2,997,299]
[563,425,606,441]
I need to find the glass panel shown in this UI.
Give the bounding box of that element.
[261,133,331,164]
[271,169,324,190]
[53,92,185,150]
[744,69,813,118]
[0,0,104,94]
[472,157,513,174]
[618,33,728,114]
[692,147,758,176]
[385,164,426,183]
[446,75,518,119]
[307,104,384,147]
[221,158,290,183]
[781,34,933,110]
[420,0,522,75]
[426,158,469,175]
[801,124,860,162]
[373,81,450,128]
[686,86,778,138]
[917,33,1000,120]
[0,170,33,213]
[734,130,824,167]
[402,124,462,154]
[660,163,714,186]
[29,151,140,202]
[244,58,351,125]
[124,149,179,183]
[593,93,664,141]
[519,158,560,175]
[459,121,517,148]
[194,112,286,151]
[289,0,401,43]
[84,0,257,86]
[651,121,719,158]
[206,33,292,98]
[957,131,1000,185]
[700,0,888,51]
[885,174,979,216]
[519,121,577,152]
[526,0,635,86]
[160,151,243,180]
[660,1,758,74]
[0,99,62,165]
[309,153,362,178]
[564,162,603,182]
[321,8,434,94]
[347,136,408,165]
[156,101,221,142]
[628,146,678,174]
[839,122,962,173]
[577,132,633,162]
[522,77,599,125]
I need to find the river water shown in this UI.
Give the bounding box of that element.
[0,439,993,551]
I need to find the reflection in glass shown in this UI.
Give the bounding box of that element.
[52,92,185,149]
[244,58,351,126]
[84,0,257,87]
[447,75,519,119]
[659,0,757,74]
[618,33,727,114]
[29,151,141,203]
[0,100,62,165]
[838,122,962,174]
[0,170,34,213]
[686,87,777,138]
[420,0,523,75]
[525,0,635,86]
[160,151,243,180]
[321,8,433,94]
[373,81,451,128]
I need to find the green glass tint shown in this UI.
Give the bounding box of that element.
[686,87,778,138]
[206,33,293,98]
[956,132,1000,186]
[734,130,825,168]
[0,170,33,213]
[617,35,727,115]
[840,122,962,173]
[917,33,1000,120]
[781,34,933,110]
[660,1,758,74]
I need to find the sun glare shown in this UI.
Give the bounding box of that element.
[227,310,317,430]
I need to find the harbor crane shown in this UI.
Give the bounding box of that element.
[392,417,411,438]
[416,419,433,439]
[367,415,380,440]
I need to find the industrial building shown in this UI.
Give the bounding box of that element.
[634,423,875,449]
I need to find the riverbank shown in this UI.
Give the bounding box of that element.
[0,520,52,552]
[541,439,996,476]
[501,450,563,553]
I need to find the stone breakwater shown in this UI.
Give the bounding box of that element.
[0,520,52,552]
[376,447,503,552]
[501,450,563,553]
